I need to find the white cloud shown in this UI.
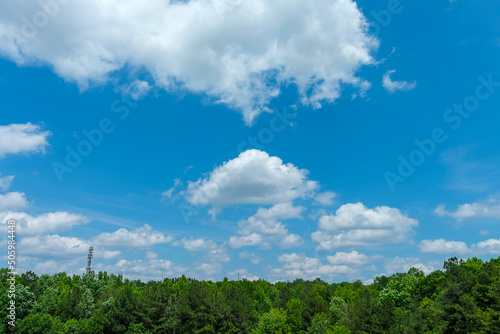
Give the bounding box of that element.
[194,263,222,277]
[238,251,262,264]
[383,257,435,276]
[101,258,187,281]
[162,178,182,199]
[0,211,89,235]
[382,70,417,93]
[238,216,288,236]
[435,198,500,220]
[314,191,336,206]
[0,0,378,124]
[419,237,500,255]
[271,252,356,281]
[230,232,302,249]
[207,244,231,264]
[230,203,304,249]
[122,80,151,100]
[419,239,470,255]
[173,237,217,252]
[0,173,14,191]
[193,243,231,278]
[33,259,84,276]
[253,202,304,221]
[229,233,264,248]
[99,250,122,259]
[20,235,90,258]
[311,203,418,249]
[228,269,260,281]
[475,238,500,254]
[187,150,318,206]
[146,251,158,260]
[93,224,173,248]
[364,278,374,285]
[279,234,303,249]
[208,207,221,220]
[18,235,121,261]
[327,250,368,265]
[18,233,118,261]
[278,253,320,269]
[0,123,50,157]
[307,208,327,220]
[0,192,28,210]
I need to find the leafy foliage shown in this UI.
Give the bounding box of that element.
[2,256,500,333]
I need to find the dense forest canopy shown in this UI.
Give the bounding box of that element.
[2,256,500,333]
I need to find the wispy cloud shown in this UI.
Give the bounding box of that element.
[440,145,500,193]
[382,70,417,93]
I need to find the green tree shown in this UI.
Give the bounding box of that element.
[18,313,64,334]
[411,297,447,333]
[308,313,332,334]
[253,308,291,334]
[330,296,347,325]
[286,298,303,332]
[347,285,377,333]
[76,287,95,318]
[15,284,35,320]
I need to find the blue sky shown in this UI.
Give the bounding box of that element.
[0,0,500,282]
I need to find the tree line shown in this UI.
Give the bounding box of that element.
[1,256,500,333]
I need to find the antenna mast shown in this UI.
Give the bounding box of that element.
[86,246,94,275]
